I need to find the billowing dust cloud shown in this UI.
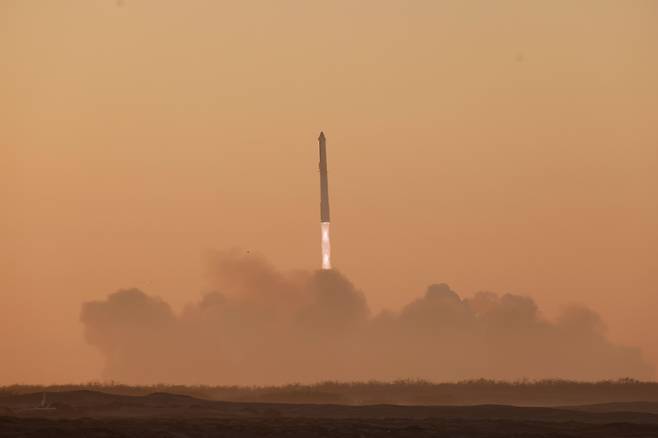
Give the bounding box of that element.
[81,251,653,384]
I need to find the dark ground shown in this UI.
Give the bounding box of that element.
[3,391,658,437]
[4,416,658,438]
[6,380,658,406]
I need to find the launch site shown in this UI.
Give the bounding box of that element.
[2,1,657,437]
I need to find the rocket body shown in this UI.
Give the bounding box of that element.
[318,132,331,270]
[319,132,330,222]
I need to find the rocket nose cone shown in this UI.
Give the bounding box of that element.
[318,131,325,141]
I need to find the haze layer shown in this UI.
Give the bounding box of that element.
[2,1,657,382]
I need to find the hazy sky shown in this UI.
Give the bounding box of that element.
[1,0,657,383]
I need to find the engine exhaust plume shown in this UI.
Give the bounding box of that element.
[321,222,331,270]
[80,252,655,384]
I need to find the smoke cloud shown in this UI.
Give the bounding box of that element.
[81,251,653,384]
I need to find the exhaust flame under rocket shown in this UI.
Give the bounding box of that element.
[319,132,331,270]
[321,222,331,270]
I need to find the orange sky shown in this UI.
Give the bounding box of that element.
[1,0,657,383]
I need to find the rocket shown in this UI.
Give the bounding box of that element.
[318,132,332,269]
[319,132,330,222]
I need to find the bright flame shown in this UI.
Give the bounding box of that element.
[321,222,331,270]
